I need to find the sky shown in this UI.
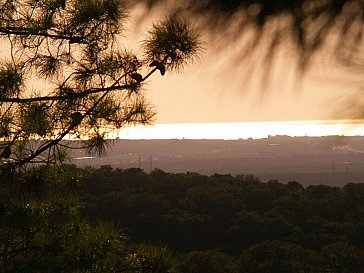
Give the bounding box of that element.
[125,3,364,125]
[2,2,364,140]
[119,120,364,140]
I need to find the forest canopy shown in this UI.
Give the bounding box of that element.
[80,166,364,273]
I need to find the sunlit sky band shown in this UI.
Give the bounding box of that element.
[118,120,364,140]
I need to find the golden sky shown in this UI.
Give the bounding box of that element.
[127,3,364,124]
[1,3,362,128]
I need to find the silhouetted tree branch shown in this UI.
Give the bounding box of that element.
[0,0,201,169]
[135,0,364,69]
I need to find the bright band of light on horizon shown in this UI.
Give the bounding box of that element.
[118,120,364,140]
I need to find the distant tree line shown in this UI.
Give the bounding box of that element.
[79,166,364,273]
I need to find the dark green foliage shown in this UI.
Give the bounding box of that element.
[2,164,364,272]
[78,166,364,272]
[238,240,320,273]
[178,251,235,273]
[127,244,177,273]
[287,181,304,192]
[321,242,364,273]
[0,166,119,272]
[0,165,177,273]
[226,210,264,251]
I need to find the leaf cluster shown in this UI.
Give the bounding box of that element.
[143,17,202,72]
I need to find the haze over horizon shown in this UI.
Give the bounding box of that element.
[117,119,364,140]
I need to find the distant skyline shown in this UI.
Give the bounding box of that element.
[118,120,364,140]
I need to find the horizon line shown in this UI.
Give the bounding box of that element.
[116,119,364,140]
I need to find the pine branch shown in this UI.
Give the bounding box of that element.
[0,27,86,43]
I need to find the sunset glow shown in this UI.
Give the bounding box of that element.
[118,120,364,140]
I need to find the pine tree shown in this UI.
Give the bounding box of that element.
[0,1,201,272]
[0,0,201,169]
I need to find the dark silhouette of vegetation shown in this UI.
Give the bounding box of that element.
[1,162,363,272]
[78,166,364,273]
[0,0,201,169]
[0,164,179,272]
[136,0,364,69]
[0,1,201,272]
